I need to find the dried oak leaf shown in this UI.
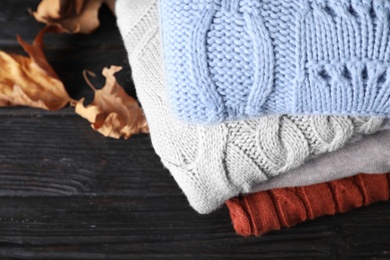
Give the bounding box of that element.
[75,66,149,139]
[0,26,70,110]
[31,0,116,34]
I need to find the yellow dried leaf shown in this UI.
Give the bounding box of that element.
[31,0,116,34]
[75,66,149,139]
[0,26,70,110]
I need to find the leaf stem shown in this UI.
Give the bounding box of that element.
[83,69,97,91]
[69,99,78,107]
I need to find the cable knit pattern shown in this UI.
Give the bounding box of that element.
[116,0,385,214]
[226,173,390,236]
[251,130,390,192]
[159,0,390,123]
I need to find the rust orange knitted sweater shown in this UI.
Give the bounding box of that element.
[226,173,390,236]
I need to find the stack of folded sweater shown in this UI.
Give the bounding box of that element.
[116,0,390,236]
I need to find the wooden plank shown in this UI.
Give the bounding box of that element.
[0,116,176,197]
[0,197,387,259]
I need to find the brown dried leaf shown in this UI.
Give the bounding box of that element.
[0,26,70,110]
[75,66,149,139]
[31,0,116,34]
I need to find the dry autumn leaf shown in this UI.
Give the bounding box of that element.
[75,66,149,139]
[0,26,70,110]
[31,0,116,34]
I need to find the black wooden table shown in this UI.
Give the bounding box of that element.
[0,1,389,259]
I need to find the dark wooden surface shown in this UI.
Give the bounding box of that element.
[0,1,389,259]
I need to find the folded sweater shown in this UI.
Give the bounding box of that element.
[227,173,390,236]
[160,0,390,123]
[116,0,385,214]
[253,130,390,192]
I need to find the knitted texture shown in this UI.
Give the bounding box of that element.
[252,130,390,192]
[226,173,390,236]
[116,0,385,214]
[160,0,390,123]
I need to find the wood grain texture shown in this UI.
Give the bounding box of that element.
[0,0,389,259]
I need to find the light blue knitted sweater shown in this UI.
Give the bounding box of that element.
[159,0,390,124]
